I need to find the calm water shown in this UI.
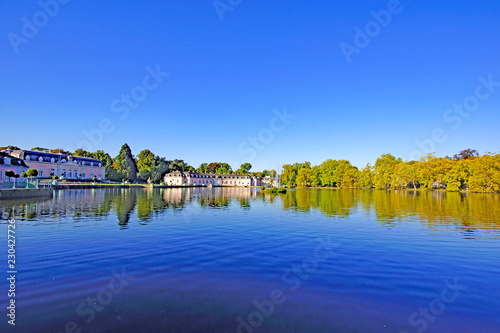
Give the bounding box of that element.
[0,188,499,333]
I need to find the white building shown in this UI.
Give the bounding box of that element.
[164,171,263,187]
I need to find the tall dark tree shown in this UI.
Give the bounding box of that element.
[113,143,138,181]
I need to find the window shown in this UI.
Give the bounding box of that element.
[50,168,55,176]
[67,171,72,178]
[82,171,86,178]
[38,168,44,177]
[62,169,66,177]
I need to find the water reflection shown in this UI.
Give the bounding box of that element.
[1,188,499,235]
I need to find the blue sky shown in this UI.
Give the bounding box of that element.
[1,0,499,171]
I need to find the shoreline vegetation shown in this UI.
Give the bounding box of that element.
[2,145,499,193]
[282,149,500,193]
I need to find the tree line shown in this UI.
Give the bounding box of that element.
[281,149,500,193]
[3,145,498,191]
[1,144,269,183]
[72,144,206,183]
[75,145,281,182]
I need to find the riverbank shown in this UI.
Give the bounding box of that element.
[0,188,53,200]
[293,186,500,193]
[51,184,263,189]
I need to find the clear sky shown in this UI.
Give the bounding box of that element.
[1,0,499,171]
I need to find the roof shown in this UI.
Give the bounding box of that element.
[10,150,103,165]
[0,152,28,167]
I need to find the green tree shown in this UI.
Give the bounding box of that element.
[319,159,339,187]
[359,163,374,189]
[310,165,322,187]
[26,168,38,178]
[92,150,117,180]
[468,154,500,192]
[296,168,312,187]
[416,154,453,190]
[113,143,138,181]
[373,154,402,189]
[169,159,192,172]
[137,149,156,181]
[73,148,93,157]
[391,162,417,189]
[25,168,39,187]
[4,170,15,182]
[197,163,209,173]
[281,164,296,186]
[149,159,170,183]
[236,163,252,174]
[200,162,233,174]
[333,160,358,188]
[444,159,471,191]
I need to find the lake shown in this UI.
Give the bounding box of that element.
[0,188,499,333]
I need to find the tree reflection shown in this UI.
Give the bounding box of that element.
[283,189,357,217]
[1,188,498,235]
[113,189,137,228]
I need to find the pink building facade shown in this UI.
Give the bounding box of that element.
[7,150,105,180]
[0,152,29,183]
